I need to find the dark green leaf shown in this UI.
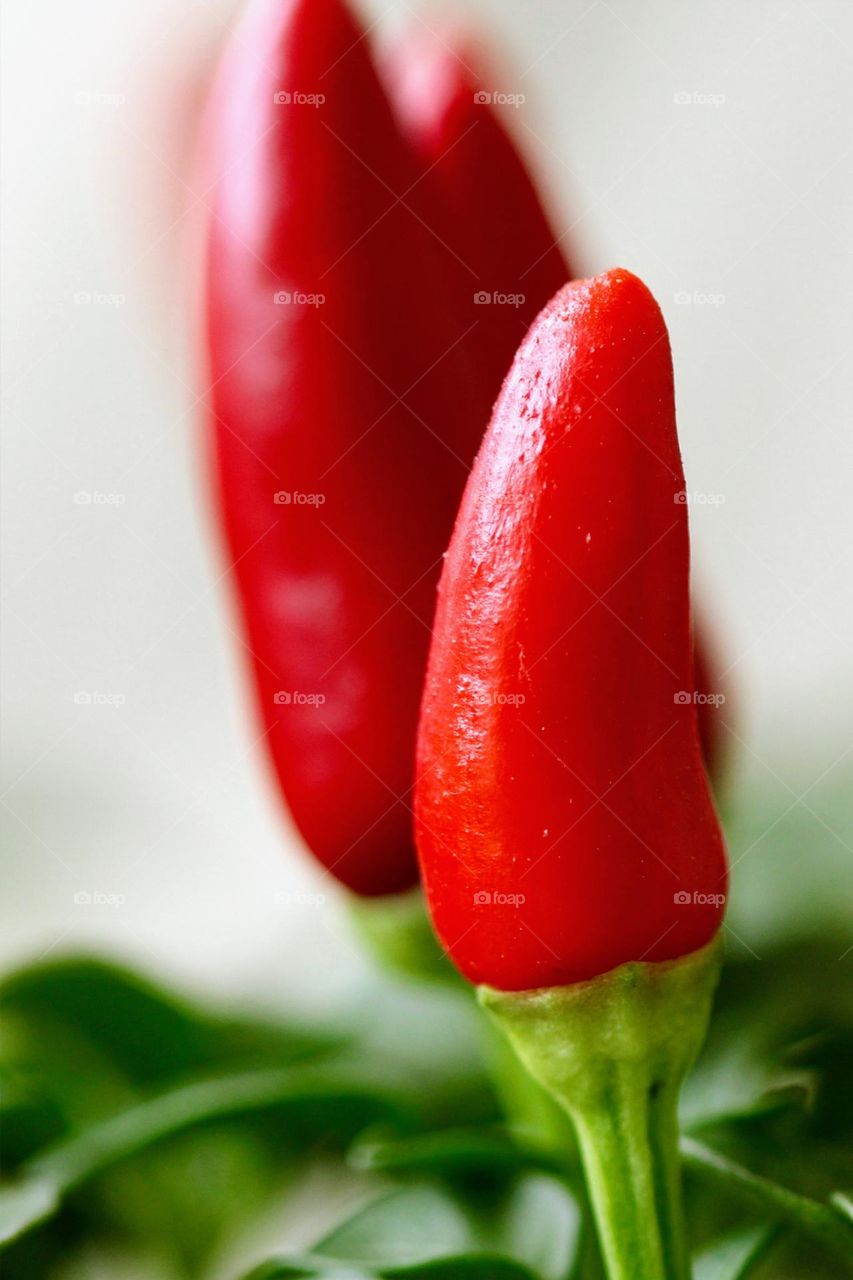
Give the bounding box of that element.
[317,1175,578,1280]
[349,1128,545,1178]
[0,955,333,1085]
[241,1174,579,1280]
[244,1255,540,1279]
[692,1224,778,1279]
[0,1065,411,1249]
[682,1138,853,1264]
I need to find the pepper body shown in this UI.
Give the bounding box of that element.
[384,28,570,433]
[204,0,478,894]
[415,268,727,990]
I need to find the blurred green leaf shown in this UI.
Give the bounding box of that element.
[0,1180,59,1249]
[319,1175,577,1276]
[692,1225,778,1279]
[683,939,853,1137]
[0,956,333,1085]
[342,1125,853,1270]
[723,763,853,950]
[241,1173,580,1280]
[245,1256,540,1278]
[348,981,498,1130]
[682,1138,853,1265]
[350,1128,547,1179]
[0,1065,412,1252]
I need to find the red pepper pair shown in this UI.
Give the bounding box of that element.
[202,0,571,895]
[203,0,727,974]
[203,13,728,1273]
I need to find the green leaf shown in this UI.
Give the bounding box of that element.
[692,1225,778,1280]
[245,1256,540,1279]
[344,1125,853,1270]
[0,1178,59,1247]
[723,764,853,951]
[0,1065,411,1249]
[350,1128,545,1178]
[241,1174,579,1280]
[0,956,333,1085]
[323,1175,577,1280]
[682,938,853,1137]
[682,1138,853,1264]
[349,981,498,1129]
[833,1191,853,1224]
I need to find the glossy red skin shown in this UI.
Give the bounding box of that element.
[383,29,570,420]
[204,0,480,895]
[416,269,728,990]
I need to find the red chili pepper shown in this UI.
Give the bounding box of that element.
[383,27,570,409]
[415,268,728,991]
[203,0,480,895]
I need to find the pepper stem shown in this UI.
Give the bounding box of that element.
[479,933,724,1280]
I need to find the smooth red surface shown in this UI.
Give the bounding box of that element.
[204,0,480,894]
[384,27,570,424]
[416,269,728,989]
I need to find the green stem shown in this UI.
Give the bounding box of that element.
[479,934,724,1280]
[569,1074,670,1278]
[649,1077,691,1279]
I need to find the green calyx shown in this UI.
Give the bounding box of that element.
[479,932,725,1280]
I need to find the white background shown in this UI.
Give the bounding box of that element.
[3,0,852,1001]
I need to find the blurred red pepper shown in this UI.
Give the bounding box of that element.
[202,0,480,895]
[415,268,728,991]
[383,26,570,413]
[202,0,727,903]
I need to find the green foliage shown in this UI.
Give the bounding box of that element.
[240,1173,579,1279]
[1,769,852,1278]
